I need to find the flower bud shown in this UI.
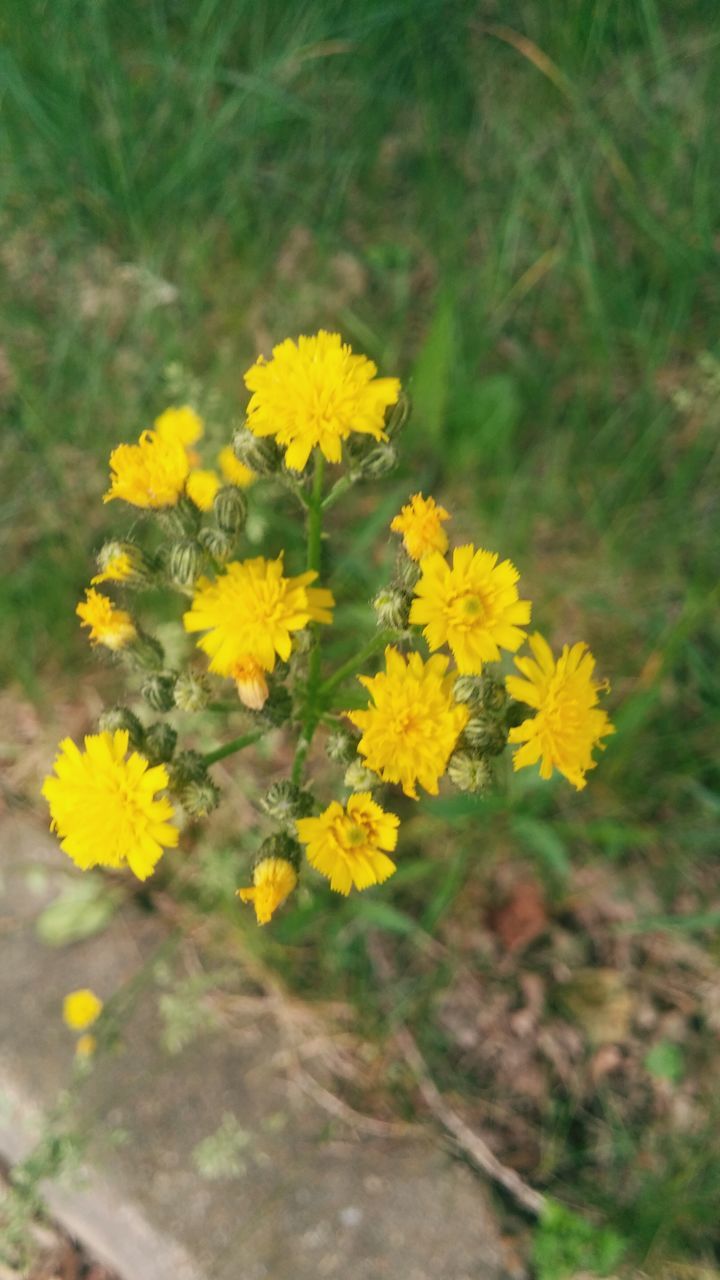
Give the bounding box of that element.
[93,540,155,588]
[453,676,484,708]
[372,586,411,632]
[481,674,508,714]
[173,671,211,712]
[395,548,421,590]
[168,749,207,790]
[291,628,312,656]
[232,426,281,476]
[358,442,398,479]
[463,715,508,757]
[167,539,204,587]
[143,722,178,765]
[384,390,411,439]
[158,494,202,538]
[326,726,359,765]
[199,526,234,564]
[181,775,220,819]
[127,631,165,672]
[141,671,177,712]
[447,752,493,794]
[254,831,302,874]
[261,781,314,828]
[213,485,247,534]
[98,705,145,751]
[505,699,527,729]
[344,760,380,791]
[258,684,293,728]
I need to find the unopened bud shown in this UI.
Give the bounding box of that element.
[326,727,359,765]
[359,442,398,479]
[481,674,508,714]
[142,671,177,712]
[453,676,484,707]
[254,832,302,874]
[213,485,247,534]
[384,390,411,439]
[144,722,178,765]
[167,539,204,587]
[199,526,234,564]
[94,540,155,588]
[344,760,380,791]
[168,750,207,791]
[395,548,420,590]
[232,426,281,476]
[258,684,293,728]
[505,699,527,730]
[158,494,202,538]
[463,715,508,757]
[127,631,165,672]
[181,775,220,819]
[261,781,314,828]
[98,706,145,750]
[173,671,211,712]
[447,752,493,794]
[373,586,410,631]
[291,628,313,656]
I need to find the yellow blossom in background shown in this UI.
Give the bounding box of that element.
[186,468,221,512]
[237,857,298,925]
[183,555,334,676]
[347,647,469,798]
[410,545,531,675]
[91,551,134,585]
[218,445,254,488]
[231,656,270,710]
[76,1034,98,1058]
[244,331,401,471]
[391,493,451,562]
[42,730,178,880]
[154,404,204,447]
[63,988,103,1031]
[76,588,137,650]
[104,430,189,509]
[296,793,399,895]
[506,633,615,790]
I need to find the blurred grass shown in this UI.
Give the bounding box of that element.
[2,0,720,1268]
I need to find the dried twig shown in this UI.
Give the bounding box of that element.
[367,934,547,1218]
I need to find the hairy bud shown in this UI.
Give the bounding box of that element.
[326,726,359,765]
[98,705,145,750]
[384,390,411,439]
[181,775,220,819]
[447,752,493,794]
[253,832,302,874]
[213,485,247,535]
[167,539,204,587]
[199,526,234,564]
[127,631,165,673]
[258,684,293,728]
[358,442,398,479]
[141,671,177,713]
[463,715,508,757]
[453,676,484,708]
[95,540,155,587]
[261,781,314,828]
[481,674,508,714]
[144,722,178,765]
[168,750,207,791]
[173,671,211,712]
[232,426,281,476]
[373,586,411,631]
[344,760,380,791]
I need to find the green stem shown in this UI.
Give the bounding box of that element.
[321,470,357,511]
[291,451,326,784]
[203,729,264,766]
[318,630,393,700]
[307,452,325,574]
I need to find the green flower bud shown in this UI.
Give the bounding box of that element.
[158,494,202,538]
[384,390,411,439]
[326,726,359,765]
[261,781,314,828]
[253,831,302,874]
[168,750,207,791]
[258,685,293,728]
[232,426,281,476]
[173,671,211,712]
[463,715,508,757]
[141,671,177,712]
[98,706,145,751]
[447,752,493,794]
[395,548,421,590]
[127,631,165,673]
[181,775,220,819]
[505,699,528,729]
[344,760,380,791]
[95,540,155,587]
[453,676,484,708]
[144,722,178,765]
[199,526,234,563]
[291,629,312,656]
[481,674,508,714]
[358,442,398,479]
[373,586,411,631]
[167,539,204,587]
[213,484,247,534]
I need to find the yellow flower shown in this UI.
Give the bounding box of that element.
[76,1034,98,1059]
[91,551,134,585]
[42,730,179,880]
[391,493,451,562]
[409,545,531,675]
[63,988,103,1031]
[104,430,190,508]
[154,404,204,447]
[347,647,469,798]
[237,857,298,925]
[244,330,401,472]
[186,468,221,512]
[507,632,615,790]
[183,555,334,676]
[296,793,399,895]
[218,445,255,488]
[231,656,270,710]
[76,588,137,650]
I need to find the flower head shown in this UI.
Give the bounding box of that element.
[506,633,615,790]
[76,589,137,650]
[183,555,334,676]
[218,445,254,488]
[409,545,531,675]
[297,793,399,895]
[237,857,298,925]
[244,331,401,472]
[63,989,103,1031]
[154,405,204,447]
[42,730,178,880]
[391,493,451,562]
[347,647,469,798]
[104,430,190,509]
[186,468,221,512]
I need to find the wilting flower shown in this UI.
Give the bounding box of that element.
[218,445,254,488]
[296,793,399,894]
[104,430,190,509]
[506,632,615,789]
[63,989,103,1031]
[154,404,204,447]
[76,588,137,650]
[391,493,451,562]
[244,330,401,471]
[232,656,270,709]
[183,555,334,676]
[186,468,221,512]
[347,647,469,798]
[42,730,178,880]
[237,857,298,925]
[409,545,531,675]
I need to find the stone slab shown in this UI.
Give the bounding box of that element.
[0,817,503,1280]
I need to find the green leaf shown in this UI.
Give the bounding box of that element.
[410,296,455,447]
[644,1040,685,1084]
[353,897,419,936]
[36,876,121,947]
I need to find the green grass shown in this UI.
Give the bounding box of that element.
[2,0,720,1270]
